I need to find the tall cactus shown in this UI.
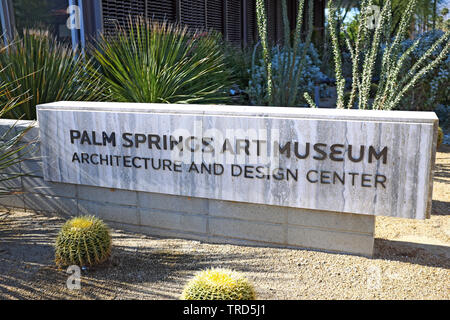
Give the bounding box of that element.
[255,0,315,107]
[309,0,450,110]
[256,0,273,104]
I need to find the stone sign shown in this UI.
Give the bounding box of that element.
[37,102,438,219]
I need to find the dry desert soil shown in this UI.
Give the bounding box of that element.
[0,145,449,300]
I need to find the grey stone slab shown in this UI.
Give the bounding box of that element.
[20,160,44,177]
[78,199,139,225]
[0,161,22,176]
[209,217,285,244]
[14,121,39,143]
[209,199,287,224]
[104,220,143,235]
[139,225,208,242]
[287,225,374,256]
[0,119,21,140]
[139,208,207,234]
[138,192,208,214]
[18,141,41,160]
[0,173,22,190]
[78,185,137,206]
[0,169,24,211]
[23,193,78,215]
[37,101,438,124]
[287,208,375,234]
[22,176,76,198]
[36,101,438,219]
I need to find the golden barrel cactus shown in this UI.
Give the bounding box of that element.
[181,268,256,300]
[55,215,112,267]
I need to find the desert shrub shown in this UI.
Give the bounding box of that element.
[55,215,112,267]
[437,127,444,148]
[92,18,231,104]
[435,104,450,131]
[248,43,326,106]
[0,29,106,120]
[181,268,256,300]
[394,30,450,111]
[222,42,253,91]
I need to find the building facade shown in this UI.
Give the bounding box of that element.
[0,0,325,48]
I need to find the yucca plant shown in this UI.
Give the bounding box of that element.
[92,18,231,104]
[0,29,106,120]
[55,215,112,267]
[255,0,315,107]
[307,0,450,110]
[181,268,256,300]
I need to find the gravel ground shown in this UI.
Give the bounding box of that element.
[0,145,449,300]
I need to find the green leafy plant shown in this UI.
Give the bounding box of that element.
[0,29,106,120]
[181,268,256,300]
[55,215,112,267]
[222,42,253,91]
[311,0,450,110]
[92,18,231,104]
[255,0,316,107]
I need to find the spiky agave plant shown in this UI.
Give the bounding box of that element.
[0,29,106,120]
[0,73,34,196]
[55,215,112,267]
[181,268,256,300]
[92,18,231,104]
[307,0,450,110]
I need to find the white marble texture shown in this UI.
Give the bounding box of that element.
[36,101,438,219]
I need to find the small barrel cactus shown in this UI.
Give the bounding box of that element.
[181,268,256,300]
[437,127,443,149]
[55,215,112,267]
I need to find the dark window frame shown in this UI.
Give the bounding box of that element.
[0,1,324,49]
[0,0,102,50]
[0,0,15,46]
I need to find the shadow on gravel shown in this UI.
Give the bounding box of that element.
[373,238,450,269]
[432,200,449,216]
[0,213,259,299]
[434,144,450,185]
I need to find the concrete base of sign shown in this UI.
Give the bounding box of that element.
[0,120,375,256]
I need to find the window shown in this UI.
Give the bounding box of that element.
[101,0,145,35]
[0,0,103,49]
[1,0,72,42]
